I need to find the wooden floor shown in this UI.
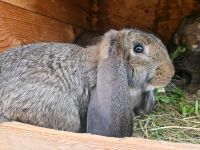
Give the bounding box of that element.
[0,122,200,150]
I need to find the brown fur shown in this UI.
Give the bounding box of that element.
[173,13,200,93]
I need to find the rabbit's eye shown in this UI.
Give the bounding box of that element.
[133,44,144,53]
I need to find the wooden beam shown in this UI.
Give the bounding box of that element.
[1,0,91,30]
[0,1,83,52]
[0,122,199,150]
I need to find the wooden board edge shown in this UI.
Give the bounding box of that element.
[0,121,199,150]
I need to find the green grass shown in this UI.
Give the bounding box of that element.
[133,84,200,144]
[170,46,186,61]
[155,87,200,116]
[133,46,200,144]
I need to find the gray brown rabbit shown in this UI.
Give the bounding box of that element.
[0,29,174,137]
[173,13,200,93]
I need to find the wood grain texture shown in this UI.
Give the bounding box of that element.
[98,0,200,43]
[73,0,92,14]
[0,1,83,52]
[0,122,200,150]
[1,0,92,30]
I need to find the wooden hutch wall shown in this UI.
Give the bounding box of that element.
[0,0,92,52]
[0,0,200,52]
[97,0,200,43]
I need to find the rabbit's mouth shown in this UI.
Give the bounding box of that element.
[145,80,170,91]
[145,63,175,91]
[145,82,157,91]
[146,75,174,91]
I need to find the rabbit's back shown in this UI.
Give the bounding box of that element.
[0,43,97,131]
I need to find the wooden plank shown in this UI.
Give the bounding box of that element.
[0,1,83,52]
[0,122,199,150]
[98,0,157,33]
[1,0,91,30]
[98,0,200,43]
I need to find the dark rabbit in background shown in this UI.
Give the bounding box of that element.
[0,29,174,137]
[173,13,200,93]
[74,31,102,48]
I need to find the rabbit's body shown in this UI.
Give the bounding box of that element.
[174,51,200,92]
[173,14,200,93]
[0,43,97,132]
[0,29,174,137]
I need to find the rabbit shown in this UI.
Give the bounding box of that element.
[74,31,102,48]
[173,13,200,93]
[0,29,174,137]
[75,31,155,116]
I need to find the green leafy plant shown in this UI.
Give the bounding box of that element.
[170,46,186,61]
[155,88,184,104]
[195,98,200,115]
[180,102,195,116]
[155,87,200,116]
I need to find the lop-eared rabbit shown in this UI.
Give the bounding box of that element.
[0,29,174,137]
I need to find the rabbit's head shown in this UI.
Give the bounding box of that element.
[97,29,175,91]
[174,14,200,52]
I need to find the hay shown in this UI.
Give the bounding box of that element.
[133,89,200,144]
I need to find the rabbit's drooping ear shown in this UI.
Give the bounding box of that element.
[87,30,133,137]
